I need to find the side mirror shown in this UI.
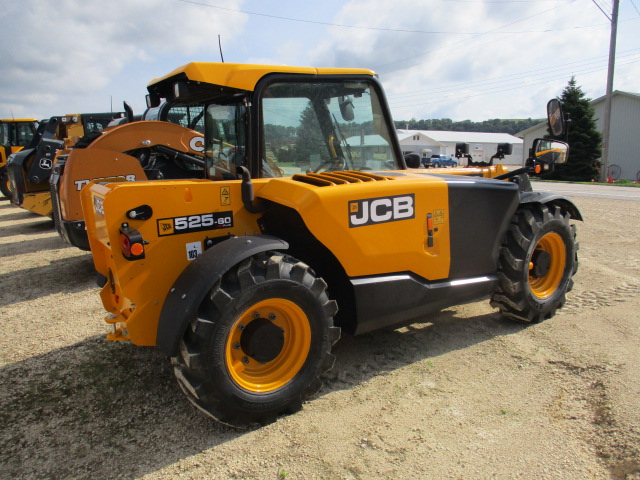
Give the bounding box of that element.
[403,153,420,168]
[455,142,469,157]
[146,93,161,109]
[497,143,512,156]
[531,138,569,165]
[547,99,565,137]
[339,96,355,122]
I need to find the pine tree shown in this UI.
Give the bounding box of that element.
[544,77,602,181]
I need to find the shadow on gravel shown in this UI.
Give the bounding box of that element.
[0,307,524,479]
[0,215,54,238]
[0,235,74,258]
[0,338,238,480]
[0,210,49,223]
[0,254,96,307]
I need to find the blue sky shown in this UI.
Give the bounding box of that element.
[1,0,639,123]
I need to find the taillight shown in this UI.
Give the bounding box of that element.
[120,223,145,260]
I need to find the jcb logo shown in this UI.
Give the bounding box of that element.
[349,194,415,227]
[158,219,175,236]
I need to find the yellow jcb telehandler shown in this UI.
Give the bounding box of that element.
[80,63,580,428]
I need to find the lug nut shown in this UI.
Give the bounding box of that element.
[241,356,249,364]
[253,311,260,319]
[268,313,277,320]
[238,323,245,331]
[233,342,241,350]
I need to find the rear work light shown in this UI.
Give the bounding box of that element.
[120,223,145,260]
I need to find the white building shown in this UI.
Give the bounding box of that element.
[397,130,524,166]
[516,90,640,180]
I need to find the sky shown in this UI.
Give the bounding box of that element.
[1,0,639,124]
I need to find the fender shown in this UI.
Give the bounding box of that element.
[520,191,583,221]
[156,234,289,356]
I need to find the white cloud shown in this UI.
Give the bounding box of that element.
[0,0,247,119]
[303,0,640,121]
[1,0,638,123]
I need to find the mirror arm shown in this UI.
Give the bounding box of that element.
[493,166,534,181]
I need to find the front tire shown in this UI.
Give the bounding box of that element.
[490,204,578,323]
[173,252,340,428]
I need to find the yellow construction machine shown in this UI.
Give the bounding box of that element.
[80,63,580,427]
[0,118,38,198]
[7,113,124,216]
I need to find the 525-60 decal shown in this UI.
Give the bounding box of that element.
[157,211,233,236]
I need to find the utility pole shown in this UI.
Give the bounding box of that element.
[599,0,619,183]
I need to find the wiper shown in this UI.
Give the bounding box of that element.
[331,113,352,162]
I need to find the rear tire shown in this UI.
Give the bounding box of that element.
[172,252,340,428]
[490,204,578,323]
[0,169,11,198]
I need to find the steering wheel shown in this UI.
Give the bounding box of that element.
[313,156,346,173]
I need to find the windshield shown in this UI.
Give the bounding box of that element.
[15,122,36,146]
[0,121,36,147]
[260,80,398,177]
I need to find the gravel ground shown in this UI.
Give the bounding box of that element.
[1,193,639,480]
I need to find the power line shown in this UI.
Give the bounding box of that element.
[388,56,639,112]
[440,0,568,2]
[374,0,577,74]
[179,0,583,36]
[591,0,612,19]
[385,48,640,100]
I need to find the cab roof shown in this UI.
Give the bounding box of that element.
[147,62,377,95]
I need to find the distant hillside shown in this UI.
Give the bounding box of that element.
[394,118,543,136]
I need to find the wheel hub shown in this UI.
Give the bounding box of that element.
[240,317,285,363]
[531,249,551,278]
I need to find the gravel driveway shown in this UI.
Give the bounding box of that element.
[1,193,639,480]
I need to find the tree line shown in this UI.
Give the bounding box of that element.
[393,118,542,135]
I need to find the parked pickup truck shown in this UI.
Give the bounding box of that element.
[422,154,458,168]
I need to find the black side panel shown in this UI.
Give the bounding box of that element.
[262,204,358,333]
[352,273,498,335]
[25,138,64,184]
[447,178,520,278]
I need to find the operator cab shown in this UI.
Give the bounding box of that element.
[146,64,405,181]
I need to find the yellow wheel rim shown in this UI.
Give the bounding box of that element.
[225,298,311,393]
[529,232,566,299]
